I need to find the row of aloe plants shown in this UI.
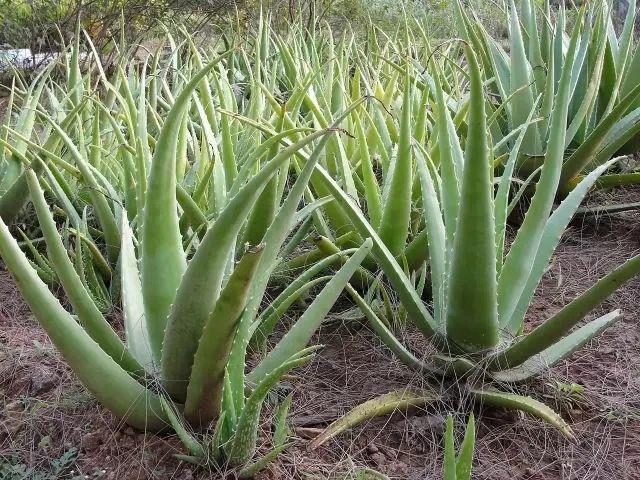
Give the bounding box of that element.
[0,2,638,476]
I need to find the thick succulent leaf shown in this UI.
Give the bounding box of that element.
[432,64,460,251]
[504,159,617,334]
[183,246,263,426]
[445,46,498,352]
[26,170,143,376]
[225,100,368,411]
[160,397,206,459]
[248,239,372,385]
[377,66,413,256]
[142,49,234,363]
[0,192,167,431]
[443,415,456,480]
[495,101,540,274]
[456,414,476,480]
[469,388,573,438]
[492,310,622,382]
[492,253,640,369]
[311,164,438,337]
[309,390,439,450]
[120,214,154,372]
[237,442,293,479]
[161,129,330,402]
[416,151,446,327]
[227,349,316,466]
[346,285,444,375]
[40,114,121,264]
[0,99,86,222]
[251,276,331,349]
[560,80,640,190]
[498,15,581,328]
[273,393,293,448]
[508,0,540,154]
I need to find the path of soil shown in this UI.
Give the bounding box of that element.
[1,189,639,479]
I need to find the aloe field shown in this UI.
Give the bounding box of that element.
[1,1,639,479]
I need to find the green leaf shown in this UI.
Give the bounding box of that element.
[443,415,456,480]
[142,49,235,363]
[498,12,581,328]
[445,46,498,352]
[470,388,573,438]
[0,188,167,430]
[120,214,154,372]
[492,310,622,382]
[248,238,373,385]
[378,66,413,256]
[455,414,475,480]
[309,390,440,450]
[160,397,205,459]
[227,349,316,466]
[183,246,264,426]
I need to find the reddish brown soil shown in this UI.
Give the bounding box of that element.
[1,189,640,480]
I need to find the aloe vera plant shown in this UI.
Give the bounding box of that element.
[443,414,475,480]
[458,0,640,197]
[308,39,640,437]
[0,37,375,473]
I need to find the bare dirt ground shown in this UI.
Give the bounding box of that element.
[1,189,640,480]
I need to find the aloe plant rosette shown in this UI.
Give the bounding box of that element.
[309,36,640,439]
[0,50,374,474]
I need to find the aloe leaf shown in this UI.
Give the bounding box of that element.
[312,164,437,338]
[237,442,293,479]
[309,390,439,450]
[505,159,618,334]
[251,276,332,349]
[560,80,640,191]
[40,114,121,265]
[445,46,498,352]
[456,414,475,480]
[183,246,264,426]
[493,310,622,382]
[248,239,372,385]
[160,397,206,459]
[226,99,368,412]
[495,100,540,274]
[120,214,154,372]
[469,388,574,438]
[443,415,456,480]
[493,253,640,369]
[354,112,382,229]
[378,66,413,256]
[142,49,234,364]
[0,196,167,431]
[227,349,316,466]
[162,129,329,402]
[0,99,87,222]
[346,285,443,374]
[498,14,581,328]
[26,170,144,376]
[508,0,540,154]
[415,153,445,327]
[273,393,293,448]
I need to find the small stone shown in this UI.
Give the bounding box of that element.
[366,443,379,454]
[81,431,102,451]
[370,452,386,466]
[29,369,56,395]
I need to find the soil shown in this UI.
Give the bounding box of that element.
[1,189,640,480]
